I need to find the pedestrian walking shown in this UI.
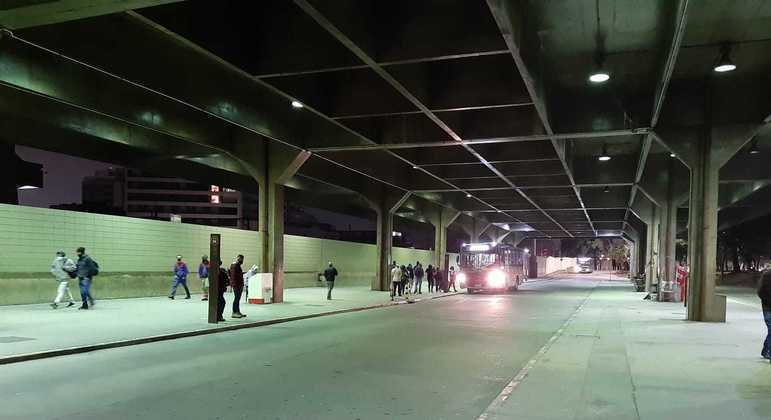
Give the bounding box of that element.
[390,263,401,301]
[199,255,210,301]
[216,258,228,322]
[168,255,191,300]
[448,266,457,292]
[413,262,424,294]
[50,251,76,309]
[758,267,771,362]
[426,264,435,293]
[324,262,339,300]
[230,254,246,318]
[75,247,99,310]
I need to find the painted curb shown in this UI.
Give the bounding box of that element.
[0,291,461,365]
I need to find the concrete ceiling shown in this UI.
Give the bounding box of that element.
[0,0,770,239]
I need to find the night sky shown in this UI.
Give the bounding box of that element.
[15,146,114,208]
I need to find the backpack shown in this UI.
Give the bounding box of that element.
[91,260,100,277]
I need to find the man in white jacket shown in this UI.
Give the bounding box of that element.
[50,251,76,309]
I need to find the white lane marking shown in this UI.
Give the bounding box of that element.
[476,284,596,420]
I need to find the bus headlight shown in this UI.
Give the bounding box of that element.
[487,270,505,288]
[457,272,467,285]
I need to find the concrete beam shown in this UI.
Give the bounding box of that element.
[0,0,183,30]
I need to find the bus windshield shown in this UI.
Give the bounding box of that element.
[460,252,498,269]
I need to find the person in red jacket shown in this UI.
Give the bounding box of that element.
[229,254,246,319]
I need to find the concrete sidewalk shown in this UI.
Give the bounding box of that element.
[0,286,456,361]
[481,279,771,420]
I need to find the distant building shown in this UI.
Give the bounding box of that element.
[80,168,259,230]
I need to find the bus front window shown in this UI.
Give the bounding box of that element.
[461,253,498,269]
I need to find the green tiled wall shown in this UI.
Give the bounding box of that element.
[0,204,436,304]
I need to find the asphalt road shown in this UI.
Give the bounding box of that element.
[1,276,600,420]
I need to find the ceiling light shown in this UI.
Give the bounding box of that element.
[713,44,736,73]
[669,152,676,158]
[412,165,419,169]
[466,193,472,198]
[749,139,760,155]
[291,100,303,109]
[589,55,610,84]
[17,185,39,190]
[598,144,611,161]
[603,186,610,193]
[497,210,503,213]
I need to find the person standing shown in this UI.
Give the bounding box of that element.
[426,264,435,293]
[435,269,445,293]
[215,258,228,322]
[75,247,98,310]
[324,262,339,300]
[230,255,246,318]
[406,264,415,293]
[448,266,458,292]
[50,251,76,309]
[758,267,771,362]
[168,255,191,300]
[199,255,210,301]
[413,262,424,294]
[390,263,401,301]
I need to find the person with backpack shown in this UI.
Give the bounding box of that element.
[426,264,435,293]
[413,262,425,294]
[75,247,99,310]
[169,255,191,300]
[198,255,210,301]
[50,251,76,309]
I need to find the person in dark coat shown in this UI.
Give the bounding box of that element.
[229,254,246,318]
[426,264,435,293]
[215,258,228,322]
[75,247,98,310]
[413,262,424,294]
[758,268,771,361]
[323,262,339,300]
[435,269,445,293]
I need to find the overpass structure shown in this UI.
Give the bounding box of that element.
[1,0,770,322]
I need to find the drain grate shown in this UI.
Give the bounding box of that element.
[0,336,35,343]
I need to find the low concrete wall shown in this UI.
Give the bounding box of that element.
[536,257,576,276]
[0,204,436,304]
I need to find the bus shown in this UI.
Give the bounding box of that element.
[457,242,526,294]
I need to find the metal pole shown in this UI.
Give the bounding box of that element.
[207,234,221,324]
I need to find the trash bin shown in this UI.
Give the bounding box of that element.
[247,273,273,304]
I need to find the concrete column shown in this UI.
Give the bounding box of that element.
[645,207,660,292]
[685,130,725,321]
[256,147,311,304]
[659,175,678,287]
[0,143,18,204]
[371,192,411,291]
[430,208,461,272]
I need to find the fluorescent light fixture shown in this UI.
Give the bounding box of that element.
[749,139,760,155]
[412,165,419,169]
[589,71,610,83]
[714,44,736,73]
[598,144,611,161]
[291,100,303,109]
[603,185,610,193]
[17,185,39,190]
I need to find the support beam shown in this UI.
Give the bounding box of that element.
[0,0,184,30]
[430,208,461,273]
[485,0,593,236]
[250,145,311,304]
[370,192,412,291]
[645,207,660,293]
